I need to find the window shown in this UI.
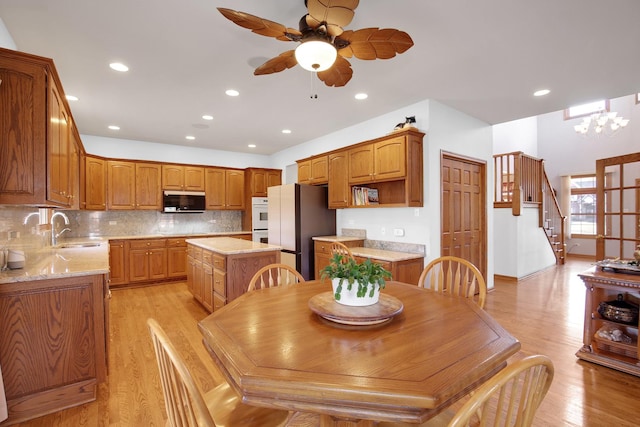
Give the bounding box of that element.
[570,174,597,237]
[564,100,609,121]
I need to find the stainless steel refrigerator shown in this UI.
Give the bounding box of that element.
[268,183,336,280]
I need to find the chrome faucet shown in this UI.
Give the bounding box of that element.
[50,212,70,247]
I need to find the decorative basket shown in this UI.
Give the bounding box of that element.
[597,294,639,324]
[593,335,638,359]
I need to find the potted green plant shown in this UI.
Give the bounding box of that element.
[321,253,392,306]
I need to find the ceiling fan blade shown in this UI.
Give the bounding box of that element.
[218,8,302,41]
[317,56,353,87]
[254,50,298,75]
[306,0,359,37]
[337,28,414,60]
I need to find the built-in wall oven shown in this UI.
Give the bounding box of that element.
[252,197,268,243]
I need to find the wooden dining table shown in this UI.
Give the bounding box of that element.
[198,280,521,426]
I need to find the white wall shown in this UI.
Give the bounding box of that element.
[82,135,272,169]
[271,99,496,287]
[537,94,639,257]
[493,117,538,156]
[0,18,17,50]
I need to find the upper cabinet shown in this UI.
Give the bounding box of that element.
[107,160,161,210]
[0,47,80,207]
[245,168,282,197]
[297,155,328,185]
[349,136,406,184]
[299,128,424,208]
[83,155,107,210]
[162,164,205,191]
[205,168,245,210]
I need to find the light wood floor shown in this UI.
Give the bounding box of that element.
[12,258,640,426]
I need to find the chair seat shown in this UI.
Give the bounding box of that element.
[204,381,290,427]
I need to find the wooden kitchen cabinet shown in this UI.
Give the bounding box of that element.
[167,238,188,278]
[205,167,245,210]
[107,160,161,210]
[162,164,205,191]
[577,267,640,377]
[349,136,406,184]
[135,162,162,210]
[297,155,328,185]
[314,239,424,285]
[0,47,80,207]
[128,239,168,283]
[187,241,280,313]
[108,240,127,287]
[296,128,424,208]
[245,167,282,197]
[83,155,107,210]
[314,239,365,280]
[328,151,350,208]
[0,274,108,424]
[107,160,136,209]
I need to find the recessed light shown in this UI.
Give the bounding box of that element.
[109,62,129,72]
[108,125,120,130]
[66,95,79,101]
[225,89,239,97]
[355,93,368,100]
[202,115,214,120]
[533,89,550,97]
[282,129,292,134]
[185,136,195,141]
[248,144,256,148]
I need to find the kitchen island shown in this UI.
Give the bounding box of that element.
[186,237,281,312]
[0,243,110,425]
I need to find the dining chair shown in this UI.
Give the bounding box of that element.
[379,354,554,427]
[330,241,355,261]
[147,318,290,427]
[418,256,487,309]
[247,263,305,291]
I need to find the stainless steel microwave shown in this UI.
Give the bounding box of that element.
[162,191,206,213]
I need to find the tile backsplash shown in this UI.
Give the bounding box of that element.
[0,206,243,250]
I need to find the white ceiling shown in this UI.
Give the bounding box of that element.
[1,0,639,155]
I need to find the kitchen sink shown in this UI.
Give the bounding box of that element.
[57,242,102,249]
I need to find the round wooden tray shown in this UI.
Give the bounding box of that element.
[308,291,404,326]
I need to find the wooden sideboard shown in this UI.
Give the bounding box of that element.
[577,267,640,377]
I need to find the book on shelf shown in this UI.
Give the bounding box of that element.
[351,186,379,206]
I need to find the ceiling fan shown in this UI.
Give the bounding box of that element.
[218,0,414,87]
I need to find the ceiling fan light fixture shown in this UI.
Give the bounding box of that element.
[295,40,337,72]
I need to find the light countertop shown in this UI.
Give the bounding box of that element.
[0,243,109,284]
[349,247,423,262]
[186,237,281,255]
[313,235,365,243]
[312,235,423,262]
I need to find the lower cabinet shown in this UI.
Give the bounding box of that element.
[0,274,108,424]
[314,240,424,285]
[108,235,249,288]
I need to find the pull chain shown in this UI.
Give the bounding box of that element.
[310,72,318,99]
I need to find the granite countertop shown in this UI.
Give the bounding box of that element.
[349,247,424,262]
[0,243,109,284]
[312,235,365,243]
[105,231,252,241]
[312,235,423,262]
[186,237,281,255]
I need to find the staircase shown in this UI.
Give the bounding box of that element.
[494,151,566,265]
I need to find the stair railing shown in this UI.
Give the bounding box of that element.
[493,152,565,264]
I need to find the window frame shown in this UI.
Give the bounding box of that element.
[570,174,597,239]
[564,99,610,121]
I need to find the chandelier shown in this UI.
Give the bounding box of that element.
[574,111,629,136]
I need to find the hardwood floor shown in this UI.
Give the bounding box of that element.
[11,258,640,426]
